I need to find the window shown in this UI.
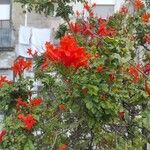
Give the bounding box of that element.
[91,0,124,18]
[91,0,115,18]
[0,0,10,21]
[0,0,14,48]
[94,5,114,18]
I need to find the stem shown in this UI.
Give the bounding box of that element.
[128,61,148,79]
[51,132,58,150]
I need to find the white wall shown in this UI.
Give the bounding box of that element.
[91,0,115,5]
[0,5,10,20]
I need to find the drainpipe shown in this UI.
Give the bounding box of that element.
[24,5,28,26]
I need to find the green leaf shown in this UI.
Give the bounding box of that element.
[87,85,99,96]
[86,101,93,110]
[24,139,35,150]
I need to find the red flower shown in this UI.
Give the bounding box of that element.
[0,129,6,143]
[89,12,94,17]
[142,13,150,22]
[97,21,116,37]
[30,98,43,107]
[27,48,32,56]
[0,75,12,87]
[119,6,128,15]
[134,0,143,11]
[128,65,141,82]
[18,114,37,130]
[27,48,38,57]
[145,81,150,97]
[118,111,125,119]
[98,17,105,23]
[144,35,150,44]
[59,103,65,111]
[97,65,103,73]
[58,144,67,150]
[12,58,32,76]
[76,11,80,17]
[109,73,115,81]
[69,22,94,37]
[84,2,91,12]
[16,98,28,108]
[40,58,49,70]
[144,61,150,74]
[92,3,96,8]
[45,35,90,69]
[69,22,82,33]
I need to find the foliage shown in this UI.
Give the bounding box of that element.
[0,0,150,149]
[15,0,83,21]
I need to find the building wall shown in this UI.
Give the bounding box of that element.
[12,2,63,39]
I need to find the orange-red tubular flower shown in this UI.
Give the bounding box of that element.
[128,65,141,83]
[142,13,150,22]
[16,98,28,108]
[144,61,150,74]
[97,65,103,73]
[144,35,150,44]
[58,144,67,150]
[118,111,125,119]
[0,129,6,143]
[134,0,143,11]
[18,114,37,130]
[97,21,116,37]
[59,103,66,111]
[119,6,128,15]
[145,81,150,97]
[69,22,82,33]
[45,35,90,69]
[0,75,12,87]
[12,58,32,76]
[30,98,43,107]
[84,2,91,12]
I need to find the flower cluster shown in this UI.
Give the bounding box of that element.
[119,6,128,15]
[0,75,12,87]
[142,13,150,22]
[44,35,90,69]
[83,1,96,17]
[128,64,141,83]
[69,22,94,37]
[97,21,116,37]
[12,58,32,76]
[69,20,116,38]
[134,0,143,11]
[16,97,42,130]
[16,97,43,108]
[18,114,37,130]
